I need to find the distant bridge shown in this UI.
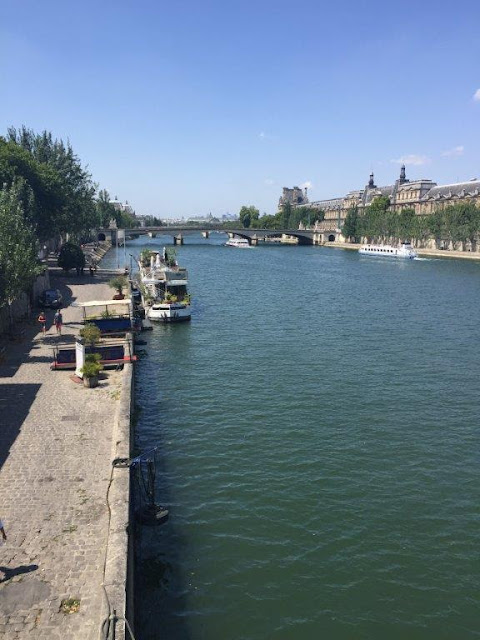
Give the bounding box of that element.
[96,225,340,246]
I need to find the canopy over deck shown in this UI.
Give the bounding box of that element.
[76,299,132,308]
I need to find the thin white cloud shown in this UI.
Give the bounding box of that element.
[441,145,464,158]
[258,131,277,141]
[264,178,275,186]
[391,154,430,166]
[300,181,313,190]
[473,89,480,102]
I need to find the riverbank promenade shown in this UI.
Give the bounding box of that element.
[0,270,126,639]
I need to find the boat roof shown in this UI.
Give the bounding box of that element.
[75,299,132,308]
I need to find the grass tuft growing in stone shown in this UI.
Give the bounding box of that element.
[60,598,81,614]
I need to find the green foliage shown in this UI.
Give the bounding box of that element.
[165,247,177,267]
[140,249,154,266]
[257,204,324,230]
[96,189,118,227]
[109,275,128,293]
[58,243,85,272]
[7,126,98,239]
[236,203,324,231]
[142,214,163,226]
[342,206,360,242]
[80,359,103,378]
[0,137,64,240]
[0,181,42,308]
[80,323,101,346]
[239,205,260,228]
[85,353,102,364]
[352,199,480,248]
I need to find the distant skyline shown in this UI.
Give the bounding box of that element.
[1,0,480,218]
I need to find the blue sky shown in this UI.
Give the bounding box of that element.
[1,0,480,218]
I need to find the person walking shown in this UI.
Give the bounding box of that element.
[54,309,63,335]
[0,518,6,544]
[37,311,47,336]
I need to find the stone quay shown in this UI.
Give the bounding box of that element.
[0,265,133,639]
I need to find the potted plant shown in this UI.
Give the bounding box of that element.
[109,276,128,300]
[80,354,103,388]
[80,323,101,346]
[140,249,154,267]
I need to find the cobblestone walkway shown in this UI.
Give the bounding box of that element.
[0,273,124,639]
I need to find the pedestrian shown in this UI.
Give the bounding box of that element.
[37,311,46,335]
[54,309,63,335]
[89,265,94,277]
[0,519,6,544]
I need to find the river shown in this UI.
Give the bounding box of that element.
[104,236,479,639]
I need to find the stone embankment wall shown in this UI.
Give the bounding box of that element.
[102,359,134,640]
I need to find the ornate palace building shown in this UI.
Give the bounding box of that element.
[278,185,309,208]
[281,168,480,236]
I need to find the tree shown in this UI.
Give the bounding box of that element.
[0,181,41,322]
[96,189,118,227]
[142,215,163,226]
[57,242,85,273]
[239,205,260,228]
[7,127,97,239]
[0,137,65,240]
[342,206,360,242]
[109,276,128,298]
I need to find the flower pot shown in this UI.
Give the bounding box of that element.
[83,375,98,388]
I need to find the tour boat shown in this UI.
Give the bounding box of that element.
[358,242,417,259]
[225,237,252,248]
[140,250,191,322]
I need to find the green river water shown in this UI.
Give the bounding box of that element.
[105,237,479,639]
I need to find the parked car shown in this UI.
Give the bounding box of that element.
[38,289,63,308]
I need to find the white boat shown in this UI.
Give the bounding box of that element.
[358,242,417,259]
[139,249,191,322]
[225,237,252,248]
[148,301,191,322]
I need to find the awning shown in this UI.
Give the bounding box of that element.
[75,299,132,308]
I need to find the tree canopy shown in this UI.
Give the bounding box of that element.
[342,197,480,249]
[6,127,98,239]
[239,205,260,228]
[0,181,42,309]
[236,203,324,230]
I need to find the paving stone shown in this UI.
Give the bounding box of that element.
[0,275,124,639]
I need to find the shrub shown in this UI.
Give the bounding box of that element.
[80,360,103,378]
[58,243,85,273]
[80,323,101,346]
[109,276,128,294]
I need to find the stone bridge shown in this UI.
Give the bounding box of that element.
[96,226,341,246]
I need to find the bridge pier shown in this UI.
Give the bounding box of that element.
[174,234,184,246]
[202,231,210,239]
[251,235,258,246]
[148,232,157,238]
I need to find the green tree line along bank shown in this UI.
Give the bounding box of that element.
[342,196,480,249]
[234,202,325,230]
[0,126,143,311]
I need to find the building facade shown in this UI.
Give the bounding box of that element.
[278,186,309,208]
[282,168,480,236]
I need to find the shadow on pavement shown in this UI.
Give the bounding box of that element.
[0,384,41,471]
[0,563,39,584]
